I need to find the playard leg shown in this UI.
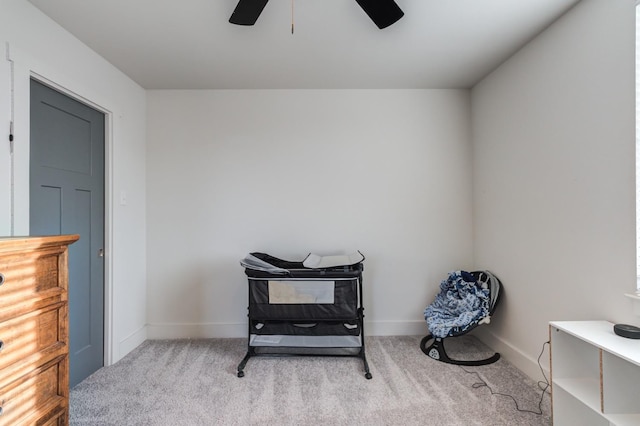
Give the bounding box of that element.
[360,348,373,380]
[362,354,372,380]
[420,334,501,367]
[358,306,372,379]
[236,348,255,378]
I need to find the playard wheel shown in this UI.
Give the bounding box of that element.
[237,371,245,378]
[365,372,372,380]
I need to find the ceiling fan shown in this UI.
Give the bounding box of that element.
[229,0,404,30]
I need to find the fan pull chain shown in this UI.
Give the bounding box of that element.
[291,0,295,34]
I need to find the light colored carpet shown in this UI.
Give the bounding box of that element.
[70,335,551,425]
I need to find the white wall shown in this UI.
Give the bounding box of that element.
[471,0,637,379]
[146,89,473,337]
[0,46,10,236]
[0,0,148,363]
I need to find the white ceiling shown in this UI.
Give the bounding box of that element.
[27,0,581,90]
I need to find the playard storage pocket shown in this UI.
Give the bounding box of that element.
[250,320,360,336]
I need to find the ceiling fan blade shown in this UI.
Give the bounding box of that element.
[355,0,404,29]
[229,0,270,26]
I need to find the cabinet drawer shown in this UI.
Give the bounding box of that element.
[0,303,67,373]
[0,249,65,316]
[0,357,66,425]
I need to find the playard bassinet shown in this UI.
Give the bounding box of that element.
[420,270,502,366]
[237,251,371,379]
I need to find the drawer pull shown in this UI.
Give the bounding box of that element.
[0,272,4,286]
[0,340,3,351]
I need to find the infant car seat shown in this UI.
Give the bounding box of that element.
[420,270,502,366]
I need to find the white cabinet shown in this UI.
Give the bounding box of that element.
[549,321,640,426]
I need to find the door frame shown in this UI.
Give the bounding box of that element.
[8,44,115,366]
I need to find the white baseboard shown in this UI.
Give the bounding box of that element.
[146,320,429,340]
[366,320,429,336]
[146,322,247,339]
[117,325,147,362]
[474,328,550,382]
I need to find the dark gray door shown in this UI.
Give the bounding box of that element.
[30,79,105,388]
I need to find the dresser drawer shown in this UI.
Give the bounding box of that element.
[0,357,67,425]
[0,303,67,378]
[0,248,66,317]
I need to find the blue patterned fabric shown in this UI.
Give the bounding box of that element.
[424,271,490,338]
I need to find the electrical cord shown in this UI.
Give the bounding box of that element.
[459,340,550,415]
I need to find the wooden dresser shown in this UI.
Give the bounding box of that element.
[0,235,79,425]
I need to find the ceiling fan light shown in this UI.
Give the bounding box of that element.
[355,0,404,29]
[229,0,270,26]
